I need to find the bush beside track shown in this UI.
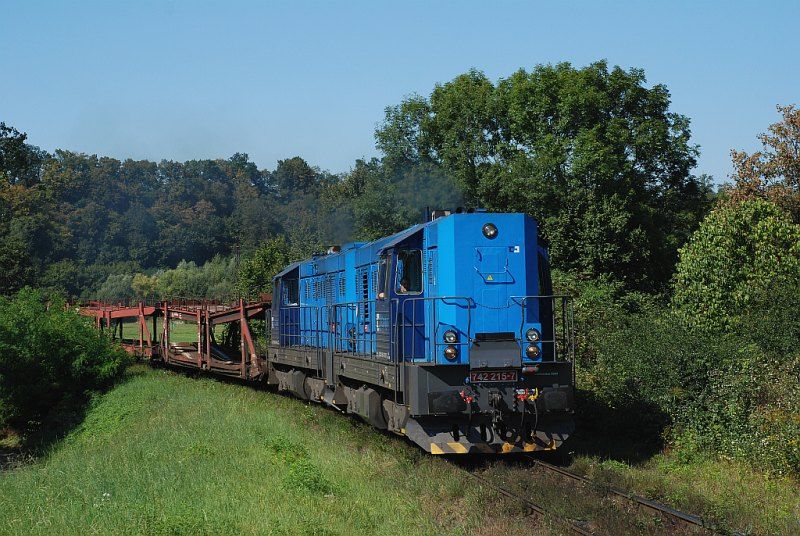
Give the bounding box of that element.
[0,289,129,434]
[555,200,800,476]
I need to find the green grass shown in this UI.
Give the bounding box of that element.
[0,366,540,535]
[3,365,797,535]
[569,453,800,535]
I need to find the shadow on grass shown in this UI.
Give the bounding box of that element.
[563,388,669,465]
[1,364,149,469]
[9,360,668,474]
[165,362,671,471]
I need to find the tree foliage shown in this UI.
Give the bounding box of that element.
[728,104,800,221]
[0,124,53,294]
[0,289,129,428]
[0,134,342,297]
[236,236,292,301]
[0,122,45,187]
[593,301,800,475]
[94,256,239,303]
[376,62,712,290]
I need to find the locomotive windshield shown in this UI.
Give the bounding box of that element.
[395,249,422,294]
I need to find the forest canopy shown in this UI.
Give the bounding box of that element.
[1,61,712,299]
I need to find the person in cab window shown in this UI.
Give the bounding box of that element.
[396,250,421,294]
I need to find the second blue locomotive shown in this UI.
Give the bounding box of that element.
[268,209,575,454]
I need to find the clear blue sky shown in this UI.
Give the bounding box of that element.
[2,1,798,183]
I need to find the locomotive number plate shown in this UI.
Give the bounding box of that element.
[469,370,518,383]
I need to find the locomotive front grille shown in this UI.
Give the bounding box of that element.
[474,331,516,342]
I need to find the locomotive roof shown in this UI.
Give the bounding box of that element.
[273,260,304,279]
[274,211,530,279]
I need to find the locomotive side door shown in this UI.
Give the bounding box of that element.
[393,248,425,361]
[374,255,392,359]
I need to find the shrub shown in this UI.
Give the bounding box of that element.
[746,355,800,474]
[0,288,130,429]
[95,273,135,303]
[745,278,800,359]
[236,236,291,300]
[592,309,745,442]
[93,256,240,302]
[735,279,800,474]
[552,269,659,372]
[673,199,800,332]
[592,286,800,474]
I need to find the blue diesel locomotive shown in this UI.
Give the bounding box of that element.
[268,209,575,454]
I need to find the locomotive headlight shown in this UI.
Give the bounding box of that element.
[525,328,541,342]
[443,330,457,343]
[482,223,498,239]
[526,344,540,358]
[444,345,458,361]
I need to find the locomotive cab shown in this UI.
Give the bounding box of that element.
[387,212,575,453]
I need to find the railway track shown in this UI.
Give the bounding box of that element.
[457,464,595,535]
[452,455,744,535]
[523,456,743,535]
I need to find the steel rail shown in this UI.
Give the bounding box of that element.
[455,465,596,535]
[525,456,743,535]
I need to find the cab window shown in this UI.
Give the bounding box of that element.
[395,250,422,294]
[282,279,299,305]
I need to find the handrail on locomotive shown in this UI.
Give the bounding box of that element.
[270,294,574,365]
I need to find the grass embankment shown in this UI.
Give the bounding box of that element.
[573,455,800,535]
[0,366,537,535]
[2,365,798,535]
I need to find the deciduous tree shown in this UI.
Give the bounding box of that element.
[728,104,800,221]
[376,62,712,291]
[673,199,800,332]
[236,236,292,300]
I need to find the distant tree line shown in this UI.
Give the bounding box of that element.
[0,128,461,299]
[1,61,713,300]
